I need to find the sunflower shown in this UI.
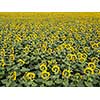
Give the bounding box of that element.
[9,71,17,81]
[52,65,60,74]
[48,60,52,65]
[1,58,5,67]
[83,46,90,53]
[18,59,25,64]
[97,49,100,53]
[98,69,100,75]
[41,71,50,80]
[40,63,47,71]
[75,73,83,79]
[13,71,17,81]
[62,69,72,78]
[78,57,86,63]
[91,57,99,64]
[97,42,100,47]
[23,46,30,53]
[0,48,5,57]
[84,67,94,75]
[91,43,98,49]
[9,54,15,61]
[90,41,95,46]
[69,47,75,52]
[47,48,52,54]
[41,45,47,53]
[25,72,36,80]
[77,52,83,58]
[62,43,67,48]
[11,47,14,54]
[65,43,71,49]
[94,68,100,74]
[81,53,87,59]
[58,45,63,51]
[61,35,66,41]
[81,39,86,45]
[33,33,38,40]
[88,62,96,69]
[71,54,77,61]
[15,35,22,42]
[66,54,73,61]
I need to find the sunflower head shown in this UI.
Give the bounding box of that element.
[81,53,87,59]
[91,57,99,64]
[1,58,5,67]
[25,72,36,80]
[71,54,77,61]
[91,43,98,49]
[0,48,5,57]
[84,67,94,75]
[78,57,86,63]
[65,43,71,49]
[75,73,82,79]
[9,71,17,81]
[88,62,96,69]
[47,48,52,54]
[97,42,100,47]
[41,71,50,80]
[52,65,60,74]
[62,69,72,78]
[40,63,47,71]
[11,47,14,54]
[77,52,82,58]
[66,54,73,61]
[9,54,15,61]
[48,60,52,65]
[97,49,100,53]
[83,47,90,53]
[98,69,100,75]
[18,59,25,64]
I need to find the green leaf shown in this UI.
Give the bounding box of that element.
[55,79,62,84]
[63,79,69,86]
[84,81,93,87]
[40,84,45,87]
[6,80,12,87]
[45,81,53,86]
[1,79,8,84]
[10,82,17,87]
[78,81,85,87]
[0,71,4,75]
[31,82,37,87]
[20,67,30,72]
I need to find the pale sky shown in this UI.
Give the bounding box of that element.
[0,0,100,11]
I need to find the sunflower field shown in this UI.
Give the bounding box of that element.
[0,12,100,87]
